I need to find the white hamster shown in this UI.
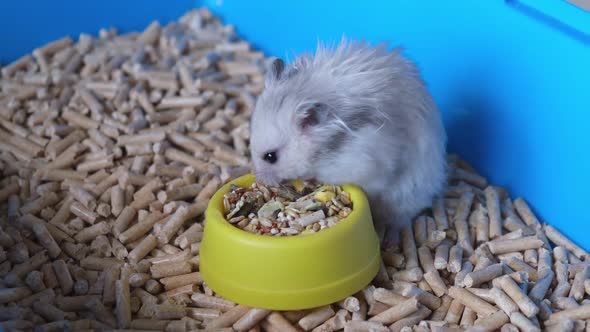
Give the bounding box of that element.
[249,39,447,244]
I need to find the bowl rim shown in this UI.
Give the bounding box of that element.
[206,174,369,244]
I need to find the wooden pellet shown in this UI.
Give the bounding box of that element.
[453,168,487,188]
[165,148,214,174]
[298,305,335,331]
[80,256,122,271]
[448,286,497,317]
[369,297,420,324]
[158,183,202,204]
[523,248,538,266]
[489,286,518,315]
[39,263,58,290]
[159,272,203,291]
[416,245,435,273]
[168,133,206,155]
[74,221,110,242]
[103,266,121,305]
[149,249,191,265]
[20,192,59,215]
[401,227,419,269]
[128,234,158,263]
[45,130,83,160]
[191,293,235,312]
[86,297,117,327]
[0,287,32,304]
[265,312,299,332]
[423,270,448,297]
[382,251,404,270]
[544,319,575,332]
[119,211,163,244]
[156,205,190,244]
[32,222,61,258]
[448,244,463,273]
[40,169,87,182]
[115,279,132,328]
[488,236,544,254]
[509,311,540,332]
[196,177,221,202]
[465,290,494,307]
[232,308,272,332]
[500,323,520,332]
[175,223,203,249]
[460,307,477,328]
[536,248,552,273]
[129,318,171,330]
[206,304,251,328]
[126,273,149,288]
[372,288,407,307]
[464,262,504,288]
[0,182,20,202]
[484,186,502,239]
[529,270,554,303]
[21,214,73,244]
[571,267,590,300]
[0,128,43,157]
[1,54,33,76]
[454,191,474,252]
[493,275,539,317]
[186,307,220,320]
[130,191,156,210]
[151,303,185,320]
[33,301,74,322]
[469,310,509,332]
[164,283,197,298]
[548,304,590,321]
[393,281,441,310]
[545,225,589,259]
[17,288,54,309]
[113,206,137,237]
[70,201,98,224]
[432,198,449,230]
[512,197,540,227]
[344,320,389,332]
[53,259,74,295]
[433,243,450,271]
[389,306,432,332]
[150,260,192,279]
[336,296,360,313]
[501,258,535,281]
[134,177,164,200]
[392,266,423,282]
[55,295,98,312]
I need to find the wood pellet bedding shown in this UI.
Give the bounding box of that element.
[224,181,352,236]
[0,7,589,332]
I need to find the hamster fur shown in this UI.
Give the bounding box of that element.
[249,39,447,244]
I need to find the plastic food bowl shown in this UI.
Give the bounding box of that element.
[200,174,381,310]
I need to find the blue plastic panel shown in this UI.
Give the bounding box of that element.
[0,0,196,63]
[1,1,589,250]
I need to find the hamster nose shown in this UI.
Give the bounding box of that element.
[254,170,279,186]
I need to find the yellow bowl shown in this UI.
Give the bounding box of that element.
[200,174,381,310]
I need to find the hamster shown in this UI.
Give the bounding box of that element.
[249,39,447,244]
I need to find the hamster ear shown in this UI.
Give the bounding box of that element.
[266,58,285,82]
[297,103,329,130]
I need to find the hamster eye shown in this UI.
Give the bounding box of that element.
[263,151,278,164]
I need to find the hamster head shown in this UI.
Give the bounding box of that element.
[249,58,328,186]
[250,40,394,186]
